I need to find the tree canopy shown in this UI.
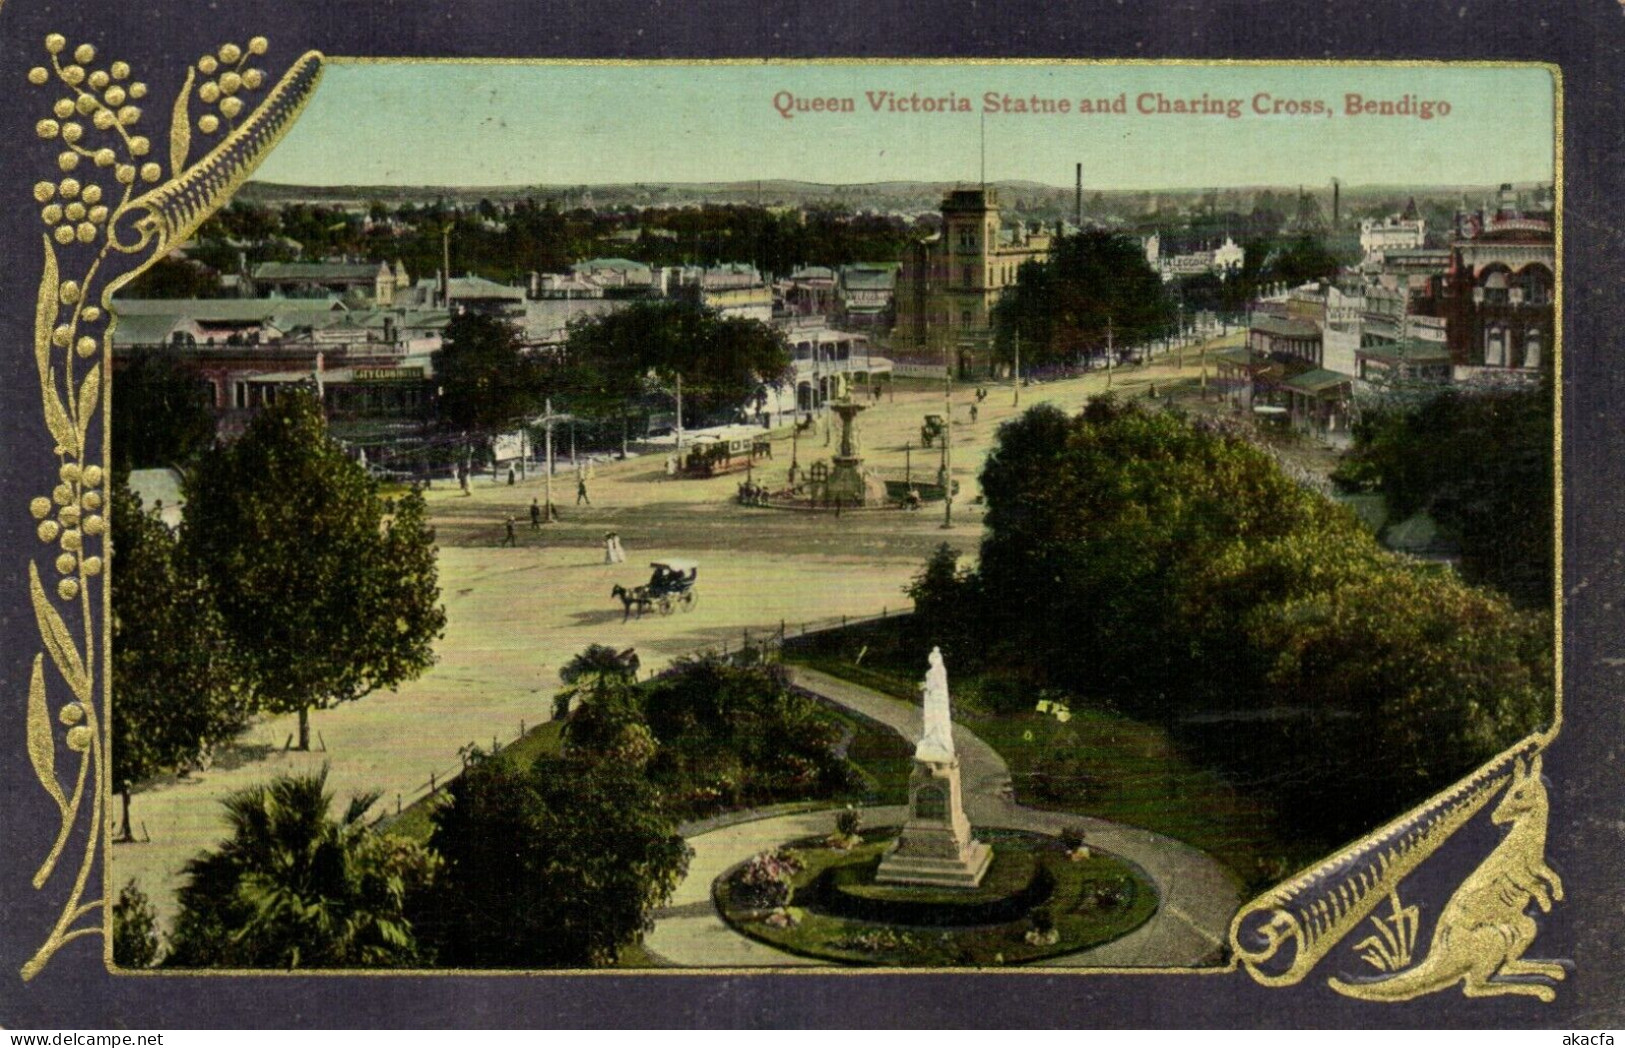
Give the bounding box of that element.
[414,751,690,967]
[110,348,218,476]
[110,481,248,838]
[562,299,792,425]
[963,398,1550,840]
[1336,384,1554,608]
[181,389,445,748]
[431,312,545,437]
[166,768,436,968]
[992,231,1176,368]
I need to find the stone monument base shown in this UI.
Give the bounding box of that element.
[875,836,992,889]
[875,755,993,889]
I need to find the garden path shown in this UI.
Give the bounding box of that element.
[641,666,1243,968]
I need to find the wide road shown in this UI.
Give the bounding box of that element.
[113,346,1237,935]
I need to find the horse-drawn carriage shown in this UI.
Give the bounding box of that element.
[612,559,699,619]
[647,559,698,614]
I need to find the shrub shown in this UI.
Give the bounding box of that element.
[416,754,690,968]
[835,807,863,838]
[732,848,804,909]
[979,677,1036,716]
[1059,826,1088,852]
[112,880,161,968]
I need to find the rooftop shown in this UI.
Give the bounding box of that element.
[1249,315,1322,340]
[1281,368,1353,395]
[253,261,387,282]
[1358,340,1452,364]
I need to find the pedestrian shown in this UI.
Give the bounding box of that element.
[458,465,470,496]
[611,531,626,564]
[970,403,979,423]
[502,516,517,547]
[603,531,616,564]
[530,497,542,530]
[576,476,590,505]
[507,464,516,486]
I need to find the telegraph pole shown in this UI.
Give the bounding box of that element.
[1013,332,1021,407]
[440,223,453,307]
[1105,316,1114,390]
[675,372,684,457]
[542,397,556,518]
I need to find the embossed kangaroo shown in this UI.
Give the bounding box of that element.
[1329,755,1565,1002]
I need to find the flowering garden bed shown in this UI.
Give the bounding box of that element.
[714,829,1158,967]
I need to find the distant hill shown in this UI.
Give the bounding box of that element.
[237,178,1549,220]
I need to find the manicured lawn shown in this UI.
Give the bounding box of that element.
[787,649,1322,892]
[824,709,913,805]
[613,940,665,968]
[716,831,1157,966]
[971,711,1316,891]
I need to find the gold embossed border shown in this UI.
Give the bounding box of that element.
[7,45,1564,1002]
[17,33,323,979]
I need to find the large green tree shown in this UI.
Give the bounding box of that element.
[110,482,248,839]
[415,752,690,967]
[969,398,1550,841]
[110,348,218,476]
[992,231,1175,368]
[562,299,791,427]
[432,312,546,444]
[166,768,436,968]
[1268,232,1343,288]
[1338,385,1554,608]
[182,390,445,749]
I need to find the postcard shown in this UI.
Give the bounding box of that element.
[0,0,1619,1029]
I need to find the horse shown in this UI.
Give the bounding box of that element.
[611,584,653,621]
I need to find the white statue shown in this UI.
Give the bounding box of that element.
[917,647,955,762]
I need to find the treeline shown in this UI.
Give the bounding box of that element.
[919,398,1551,842]
[430,302,793,451]
[122,654,880,969]
[123,198,922,298]
[990,230,1343,369]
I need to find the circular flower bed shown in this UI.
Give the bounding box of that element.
[714,828,1158,966]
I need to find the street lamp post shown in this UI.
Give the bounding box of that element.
[1013,331,1021,408]
[1105,315,1114,390]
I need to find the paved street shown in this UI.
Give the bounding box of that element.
[113,349,1237,936]
[642,668,1239,968]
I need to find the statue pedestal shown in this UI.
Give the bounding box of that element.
[876,756,992,888]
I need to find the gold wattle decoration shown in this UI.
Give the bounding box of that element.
[19,33,323,981]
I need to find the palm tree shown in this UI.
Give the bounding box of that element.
[166,767,432,968]
[554,643,640,721]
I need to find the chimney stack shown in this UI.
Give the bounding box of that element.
[1075,163,1083,229]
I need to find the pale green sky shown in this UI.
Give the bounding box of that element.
[253,62,1555,190]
